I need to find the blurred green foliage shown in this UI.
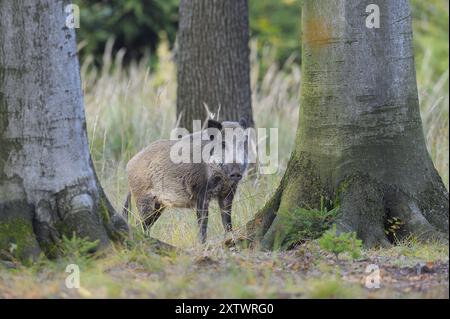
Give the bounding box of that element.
[74,0,448,78]
[249,0,301,63]
[411,0,449,78]
[74,0,178,65]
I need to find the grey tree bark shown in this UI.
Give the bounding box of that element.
[0,0,127,262]
[177,0,254,132]
[247,0,449,249]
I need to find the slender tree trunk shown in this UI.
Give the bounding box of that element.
[177,0,254,132]
[0,0,127,262]
[248,0,448,249]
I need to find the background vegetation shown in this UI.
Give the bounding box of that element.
[75,0,448,75]
[75,0,179,65]
[75,2,449,188]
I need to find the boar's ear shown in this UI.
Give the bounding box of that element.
[239,118,248,129]
[207,119,222,131]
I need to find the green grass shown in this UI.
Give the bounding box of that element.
[368,237,449,267]
[304,277,363,299]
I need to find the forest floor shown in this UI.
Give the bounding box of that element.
[0,238,448,299]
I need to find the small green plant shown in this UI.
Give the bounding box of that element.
[28,234,101,272]
[59,233,100,260]
[318,225,362,260]
[281,198,339,249]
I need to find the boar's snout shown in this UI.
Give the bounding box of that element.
[223,163,245,183]
[229,172,242,182]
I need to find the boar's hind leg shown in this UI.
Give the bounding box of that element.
[137,195,164,231]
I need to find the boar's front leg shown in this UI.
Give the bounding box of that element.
[196,191,210,243]
[218,190,235,233]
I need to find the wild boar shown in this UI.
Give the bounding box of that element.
[123,119,249,243]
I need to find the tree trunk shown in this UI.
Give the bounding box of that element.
[177,0,254,132]
[247,0,449,249]
[0,0,127,262]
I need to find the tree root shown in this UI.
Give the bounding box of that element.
[248,171,449,250]
[245,180,284,246]
[386,191,449,243]
[334,174,390,248]
[335,174,448,248]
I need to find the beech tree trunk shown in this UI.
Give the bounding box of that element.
[0,0,127,262]
[248,0,449,249]
[177,0,254,132]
